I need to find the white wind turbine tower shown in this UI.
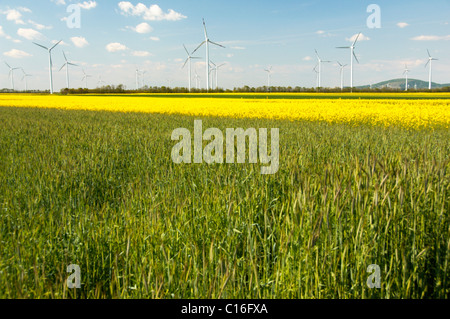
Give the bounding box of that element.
[33,40,62,94]
[59,51,78,89]
[81,69,92,89]
[337,61,347,91]
[264,66,273,91]
[194,70,200,90]
[135,68,140,90]
[425,49,438,90]
[5,62,20,91]
[21,68,32,91]
[192,19,225,91]
[314,49,331,88]
[313,65,319,89]
[337,33,361,92]
[141,70,147,88]
[403,64,410,91]
[182,44,201,92]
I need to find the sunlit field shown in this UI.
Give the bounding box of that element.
[0,94,449,299]
[1,93,449,129]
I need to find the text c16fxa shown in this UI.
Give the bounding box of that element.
[171,120,279,175]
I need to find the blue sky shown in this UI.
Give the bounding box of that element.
[1,0,449,90]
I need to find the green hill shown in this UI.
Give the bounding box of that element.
[359,78,450,90]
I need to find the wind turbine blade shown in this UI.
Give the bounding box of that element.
[183,44,189,56]
[337,61,343,67]
[427,49,431,58]
[63,51,68,62]
[353,51,360,64]
[59,63,67,72]
[218,63,226,68]
[425,60,430,68]
[202,18,209,39]
[192,41,206,54]
[4,62,11,69]
[336,46,351,49]
[182,58,189,69]
[353,32,361,46]
[68,63,78,66]
[209,40,225,48]
[33,42,48,50]
[50,40,62,51]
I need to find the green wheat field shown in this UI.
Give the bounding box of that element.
[0,106,449,299]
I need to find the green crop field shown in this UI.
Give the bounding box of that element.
[0,105,449,299]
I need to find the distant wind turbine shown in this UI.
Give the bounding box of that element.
[81,69,92,89]
[4,62,20,91]
[21,68,32,91]
[337,33,361,92]
[194,70,200,90]
[59,51,78,89]
[97,76,106,87]
[425,50,438,90]
[141,70,146,88]
[192,19,225,91]
[210,61,226,90]
[337,61,347,91]
[33,40,62,94]
[313,65,319,89]
[403,64,410,91]
[182,44,201,92]
[314,49,331,88]
[264,66,273,91]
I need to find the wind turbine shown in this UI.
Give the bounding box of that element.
[264,66,273,91]
[337,33,361,92]
[403,64,410,91]
[81,69,92,89]
[33,40,62,94]
[314,49,331,88]
[194,70,200,90]
[313,65,319,89]
[141,70,146,88]
[97,76,106,87]
[4,62,20,91]
[59,51,78,89]
[211,61,226,90]
[337,61,347,91]
[21,68,32,91]
[182,45,201,92]
[425,50,438,90]
[135,68,140,90]
[192,19,225,91]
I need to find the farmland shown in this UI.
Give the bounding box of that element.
[0,94,449,299]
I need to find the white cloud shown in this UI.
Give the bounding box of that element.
[132,50,151,57]
[346,33,370,42]
[118,2,186,21]
[78,1,97,10]
[71,36,89,48]
[226,53,234,58]
[411,35,450,41]
[2,9,25,25]
[128,22,153,34]
[316,30,325,35]
[397,22,409,28]
[28,20,52,30]
[149,36,160,41]
[51,0,66,5]
[231,46,245,50]
[106,42,128,52]
[17,28,43,40]
[303,56,313,61]
[3,49,32,58]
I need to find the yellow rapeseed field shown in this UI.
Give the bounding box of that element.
[1,93,449,129]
